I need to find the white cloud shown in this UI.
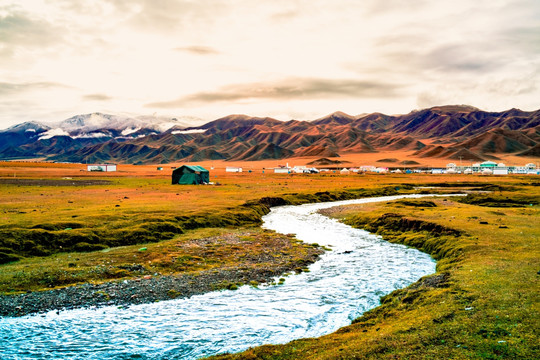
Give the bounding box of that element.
[38,128,70,140]
[171,129,207,135]
[0,0,539,129]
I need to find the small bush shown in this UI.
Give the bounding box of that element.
[0,252,21,264]
[458,194,538,207]
[31,222,85,231]
[72,242,108,252]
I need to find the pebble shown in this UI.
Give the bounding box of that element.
[0,257,320,317]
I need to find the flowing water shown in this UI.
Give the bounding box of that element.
[0,194,449,360]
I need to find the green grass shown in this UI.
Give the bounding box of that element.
[0,227,323,293]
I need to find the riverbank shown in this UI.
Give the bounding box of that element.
[0,229,323,317]
[212,189,540,360]
[0,258,319,318]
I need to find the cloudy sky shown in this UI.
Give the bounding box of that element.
[1,0,539,129]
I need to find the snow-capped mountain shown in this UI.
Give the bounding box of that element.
[0,112,204,154]
[41,113,202,140]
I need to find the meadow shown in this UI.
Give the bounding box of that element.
[0,160,538,359]
[0,160,416,291]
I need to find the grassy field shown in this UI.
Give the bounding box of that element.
[0,160,414,290]
[1,161,539,358]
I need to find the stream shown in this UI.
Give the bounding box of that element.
[0,194,448,359]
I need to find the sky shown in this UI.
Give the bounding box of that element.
[1,0,539,129]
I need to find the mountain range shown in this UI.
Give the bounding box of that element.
[1,105,539,164]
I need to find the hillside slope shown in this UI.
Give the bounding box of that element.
[1,106,538,163]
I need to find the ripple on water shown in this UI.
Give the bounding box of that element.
[0,194,444,360]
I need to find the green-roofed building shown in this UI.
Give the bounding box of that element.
[172,165,210,185]
[480,161,498,168]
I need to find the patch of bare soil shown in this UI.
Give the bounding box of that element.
[0,178,111,186]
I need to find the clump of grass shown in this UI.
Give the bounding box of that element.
[167,289,182,299]
[394,200,437,207]
[458,194,538,207]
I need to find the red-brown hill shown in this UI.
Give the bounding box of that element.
[2,105,539,163]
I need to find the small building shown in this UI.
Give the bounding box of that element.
[359,166,377,172]
[493,168,508,175]
[292,166,307,174]
[480,161,497,168]
[226,166,243,173]
[87,164,116,172]
[274,167,290,174]
[481,168,493,175]
[172,165,209,185]
[340,168,350,174]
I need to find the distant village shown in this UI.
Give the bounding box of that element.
[224,161,540,175]
[85,161,539,178]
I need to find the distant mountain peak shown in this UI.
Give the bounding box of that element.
[312,111,356,125]
[1,105,538,163]
[4,121,51,133]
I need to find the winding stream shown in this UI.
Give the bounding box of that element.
[0,194,448,359]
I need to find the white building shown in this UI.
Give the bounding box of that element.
[274,167,290,174]
[226,166,243,173]
[359,166,377,172]
[292,166,307,173]
[493,168,508,175]
[87,164,116,172]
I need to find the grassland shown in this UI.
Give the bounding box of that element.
[1,161,539,358]
[0,160,419,292]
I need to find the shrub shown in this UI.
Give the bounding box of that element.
[72,242,108,252]
[0,252,21,264]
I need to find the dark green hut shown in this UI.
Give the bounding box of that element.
[172,165,210,185]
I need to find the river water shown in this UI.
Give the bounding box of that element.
[0,194,443,360]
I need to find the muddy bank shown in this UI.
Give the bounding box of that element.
[0,248,322,317]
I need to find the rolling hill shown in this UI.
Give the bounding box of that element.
[1,106,539,164]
